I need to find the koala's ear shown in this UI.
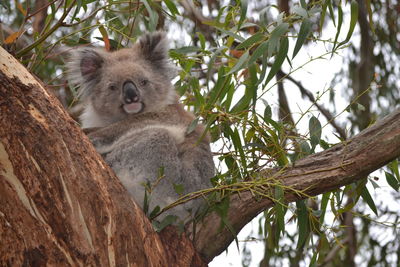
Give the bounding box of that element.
[137,31,169,62]
[135,31,177,79]
[79,49,104,78]
[67,48,105,96]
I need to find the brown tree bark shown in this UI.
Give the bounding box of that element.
[1,46,400,265]
[0,47,205,267]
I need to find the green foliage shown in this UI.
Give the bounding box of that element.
[152,215,178,232]
[309,116,322,151]
[295,200,309,248]
[360,184,378,215]
[292,18,312,59]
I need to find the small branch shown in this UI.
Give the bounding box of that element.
[26,0,59,21]
[320,236,350,266]
[278,69,348,140]
[352,0,374,131]
[277,71,295,126]
[16,0,76,57]
[180,0,216,45]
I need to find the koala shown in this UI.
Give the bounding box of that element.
[67,32,214,222]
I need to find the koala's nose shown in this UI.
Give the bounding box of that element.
[122,81,139,103]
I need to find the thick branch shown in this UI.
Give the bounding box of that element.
[195,107,400,262]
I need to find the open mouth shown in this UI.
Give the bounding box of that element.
[121,81,144,114]
[122,102,144,114]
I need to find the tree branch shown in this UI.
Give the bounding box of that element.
[194,107,400,262]
[180,0,216,45]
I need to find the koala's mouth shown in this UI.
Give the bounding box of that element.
[122,102,144,114]
[122,81,144,114]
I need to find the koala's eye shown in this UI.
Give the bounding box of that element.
[139,79,148,86]
[109,84,117,91]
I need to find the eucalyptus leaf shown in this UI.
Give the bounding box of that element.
[292,5,308,18]
[296,200,309,248]
[173,183,184,195]
[360,186,378,215]
[385,172,399,191]
[236,32,264,50]
[226,50,249,75]
[153,215,178,232]
[164,0,180,17]
[309,116,322,149]
[268,23,289,54]
[292,19,312,59]
[337,0,359,48]
[331,6,343,56]
[265,36,289,85]
[275,186,285,235]
[248,41,269,66]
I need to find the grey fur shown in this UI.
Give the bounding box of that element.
[67,32,214,222]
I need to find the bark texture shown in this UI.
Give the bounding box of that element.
[0,47,204,267]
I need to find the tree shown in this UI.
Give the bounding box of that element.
[1,1,400,266]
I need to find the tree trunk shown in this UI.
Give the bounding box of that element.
[1,46,400,265]
[0,47,205,266]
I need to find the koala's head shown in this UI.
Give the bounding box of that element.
[67,31,178,128]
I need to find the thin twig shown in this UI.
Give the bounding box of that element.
[278,69,348,140]
[25,0,59,21]
[16,0,77,58]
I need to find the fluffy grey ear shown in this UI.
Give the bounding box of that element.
[136,31,177,79]
[138,31,169,62]
[79,49,104,79]
[67,48,105,97]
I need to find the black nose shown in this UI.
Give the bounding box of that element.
[123,81,139,103]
